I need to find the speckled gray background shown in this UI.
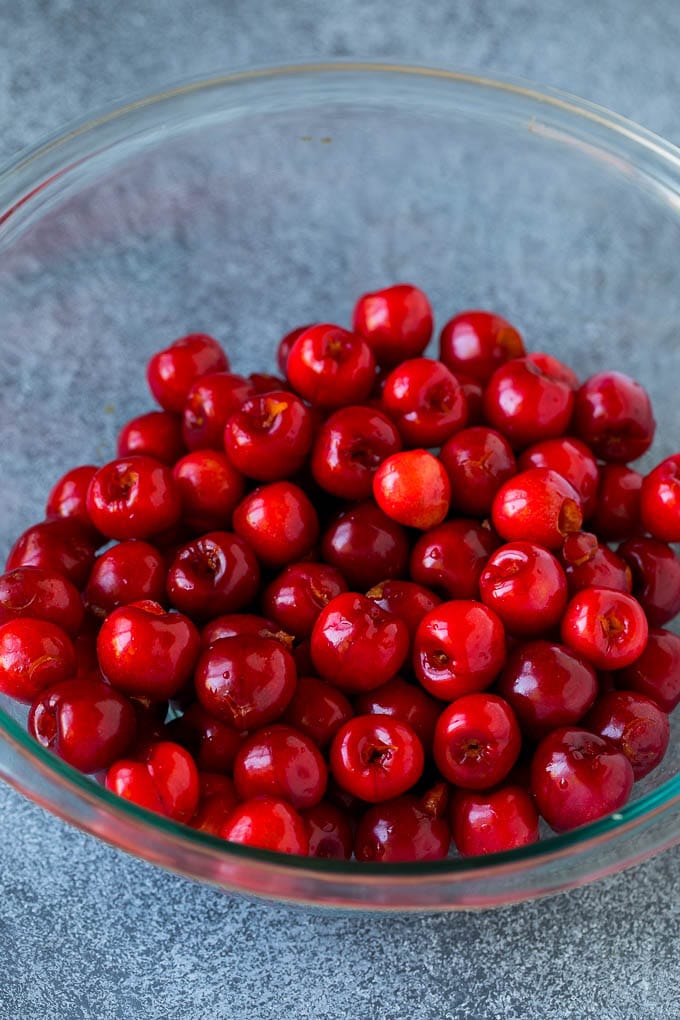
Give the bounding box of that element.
[2,2,680,1018]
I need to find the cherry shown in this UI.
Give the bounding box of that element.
[310,404,402,501]
[354,793,450,862]
[277,325,310,375]
[364,580,441,641]
[261,562,349,639]
[617,628,680,712]
[330,715,424,803]
[310,592,409,694]
[233,724,328,809]
[0,566,83,636]
[321,502,410,590]
[439,310,525,384]
[352,283,433,366]
[224,391,314,481]
[84,540,166,618]
[286,324,376,408]
[194,635,296,730]
[166,531,260,620]
[573,371,655,463]
[189,773,238,835]
[86,456,181,541]
[248,372,288,394]
[497,640,598,740]
[530,726,634,832]
[590,464,643,541]
[354,675,441,748]
[560,531,632,596]
[200,612,293,651]
[220,796,309,855]
[483,356,575,449]
[45,464,99,532]
[479,541,568,637]
[166,702,244,774]
[583,690,670,779]
[433,693,521,789]
[147,333,229,414]
[233,482,319,569]
[560,586,648,670]
[0,618,76,702]
[29,678,136,772]
[97,600,200,701]
[439,427,516,517]
[451,785,539,856]
[617,537,680,627]
[455,374,485,426]
[381,357,467,447]
[181,372,254,451]
[409,519,499,600]
[302,801,354,859]
[640,453,680,542]
[282,675,353,748]
[105,740,200,822]
[172,451,246,533]
[525,352,580,390]
[373,450,451,529]
[6,518,98,588]
[518,437,599,517]
[116,410,185,465]
[491,468,583,549]
[413,600,506,700]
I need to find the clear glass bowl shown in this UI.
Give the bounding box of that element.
[1,62,680,911]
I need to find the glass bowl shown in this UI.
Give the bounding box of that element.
[1,62,679,911]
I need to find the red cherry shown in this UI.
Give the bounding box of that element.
[525,352,580,390]
[189,773,238,835]
[233,724,328,809]
[530,726,634,832]
[451,785,539,856]
[640,454,680,542]
[166,531,260,620]
[373,450,451,529]
[439,310,525,384]
[409,519,499,600]
[29,678,136,772]
[617,629,680,712]
[590,464,643,541]
[352,283,433,365]
[147,333,229,413]
[106,740,200,822]
[560,586,648,670]
[233,482,319,569]
[84,540,166,618]
[302,800,354,859]
[573,371,655,463]
[86,456,181,541]
[354,794,450,862]
[200,612,293,651]
[277,325,310,375]
[618,537,680,627]
[0,618,76,702]
[330,715,424,803]
[310,404,402,501]
[117,410,185,465]
[172,451,246,533]
[439,427,517,517]
[321,502,410,590]
[354,675,440,748]
[261,562,349,639]
[560,531,632,596]
[0,566,84,636]
[491,468,583,549]
[282,675,353,748]
[181,372,254,451]
[433,693,521,789]
[518,437,599,517]
[479,541,568,637]
[286,324,376,408]
[413,600,506,700]
[364,580,441,641]
[220,796,309,855]
[483,357,575,449]
[166,702,244,773]
[45,464,99,532]
[247,372,288,394]
[381,357,467,447]
[224,391,314,481]
[583,690,670,779]
[6,518,98,588]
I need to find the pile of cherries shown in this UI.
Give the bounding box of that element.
[1,283,680,863]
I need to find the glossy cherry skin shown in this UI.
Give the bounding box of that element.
[483,357,575,449]
[440,427,517,517]
[0,618,76,702]
[220,796,309,855]
[311,592,409,694]
[116,410,185,465]
[282,675,353,748]
[233,724,328,809]
[525,351,580,390]
[310,404,402,501]
[640,454,680,542]
[413,600,506,701]
[189,773,238,835]
[560,586,648,670]
[373,450,451,530]
[530,726,634,832]
[409,519,499,600]
[583,690,669,779]
[233,482,319,569]
[0,566,83,636]
[479,541,568,638]
[200,612,293,651]
[147,333,229,413]
[617,537,680,626]
[224,390,314,481]
[330,715,424,803]
[86,456,181,541]
[617,629,680,712]
[381,356,467,448]
[590,464,643,541]
[302,801,354,859]
[45,464,99,531]
[354,795,450,862]
[354,675,441,748]
[519,437,599,518]
[106,740,200,822]
[166,702,244,773]
[97,600,200,701]
[560,532,632,596]
[28,678,137,772]
[166,531,260,620]
[573,371,655,463]
[439,310,525,384]
[277,325,310,375]
[194,635,296,731]
[352,283,433,366]
[181,371,254,451]
[286,323,376,408]
[321,502,410,590]
[434,693,521,789]
[6,518,98,588]
[172,451,246,533]
[451,785,539,856]
[261,562,348,640]
[364,580,441,641]
[497,640,598,741]
[84,540,166,618]
[491,468,583,549]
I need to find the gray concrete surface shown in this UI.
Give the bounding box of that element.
[1,2,680,1017]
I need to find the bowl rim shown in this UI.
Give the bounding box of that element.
[1,59,680,894]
